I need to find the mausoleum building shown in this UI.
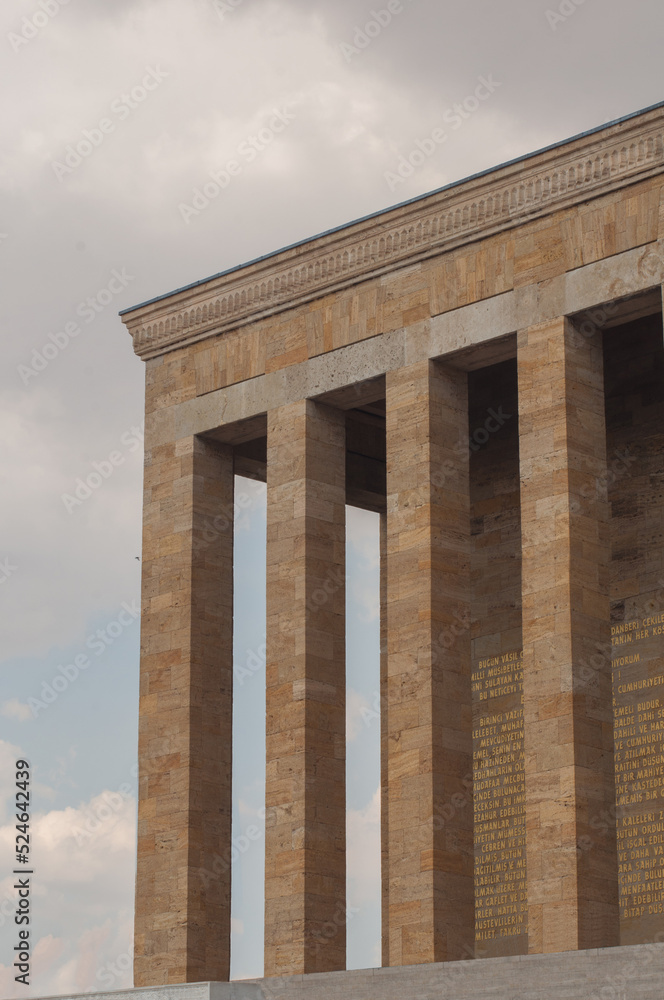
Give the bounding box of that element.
[116,102,664,999]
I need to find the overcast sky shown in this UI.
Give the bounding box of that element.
[0,0,662,993]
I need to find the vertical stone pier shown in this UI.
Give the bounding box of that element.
[384,360,474,965]
[135,436,235,985]
[518,318,619,953]
[264,400,347,976]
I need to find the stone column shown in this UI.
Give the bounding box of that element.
[384,360,474,966]
[264,400,346,977]
[518,317,619,954]
[135,435,234,986]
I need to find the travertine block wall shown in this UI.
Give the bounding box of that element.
[121,105,664,986]
[384,361,473,965]
[264,401,347,975]
[604,317,664,943]
[518,318,619,952]
[605,317,664,624]
[468,363,527,957]
[136,436,234,985]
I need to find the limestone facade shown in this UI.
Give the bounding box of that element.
[120,103,664,985]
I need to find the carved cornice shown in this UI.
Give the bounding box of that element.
[121,105,664,360]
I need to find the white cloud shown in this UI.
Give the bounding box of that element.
[347,786,381,908]
[346,687,377,743]
[0,788,136,997]
[1,700,33,723]
[237,793,264,822]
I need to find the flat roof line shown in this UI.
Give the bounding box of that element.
[119,99,664,317]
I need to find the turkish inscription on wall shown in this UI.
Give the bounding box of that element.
[472,650,527,954]
[612,594,664,943]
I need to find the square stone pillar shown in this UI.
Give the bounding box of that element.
[135,435,234,985]
[264,400,346,976]
[518,317,619,954]
[384,360,474,966]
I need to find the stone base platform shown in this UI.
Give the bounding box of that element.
[41,943,664,1000]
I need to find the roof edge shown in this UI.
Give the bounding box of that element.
[120,100,664,318]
